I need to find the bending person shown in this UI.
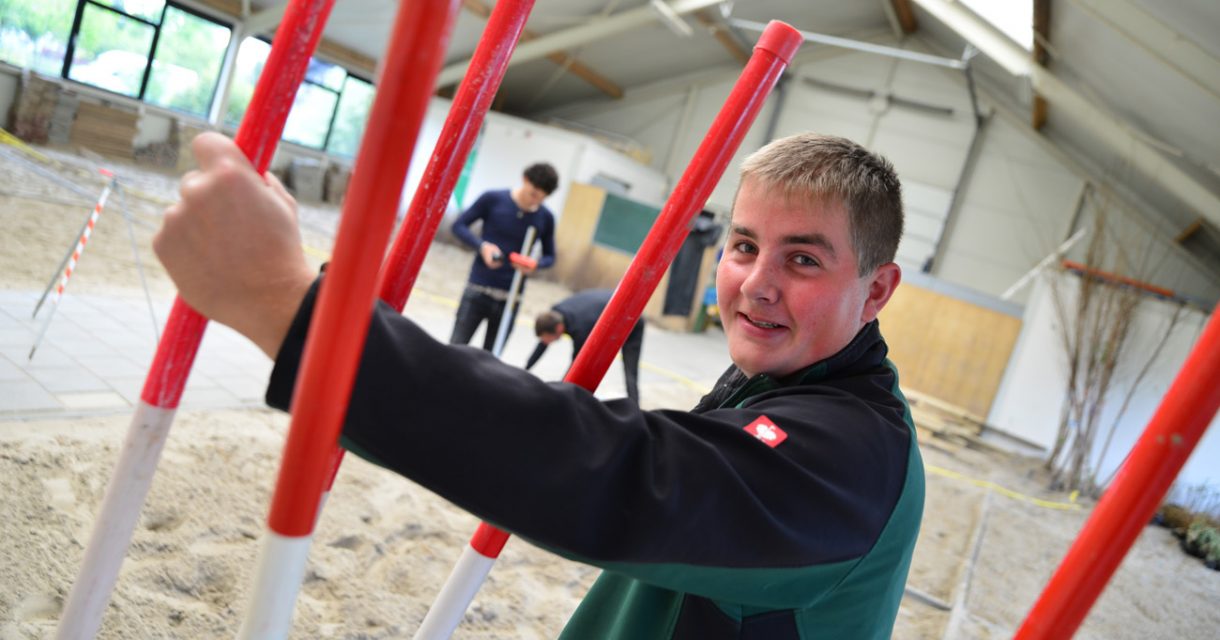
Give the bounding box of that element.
[526,288,644,404]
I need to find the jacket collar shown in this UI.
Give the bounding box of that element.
[696,321,889,411]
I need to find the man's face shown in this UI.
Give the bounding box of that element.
[716,179,897,378]
[515,180,549,212]
[539,329,562,345]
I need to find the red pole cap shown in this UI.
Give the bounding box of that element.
[755,20,802,65]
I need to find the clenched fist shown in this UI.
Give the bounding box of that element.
[154,132,316,358]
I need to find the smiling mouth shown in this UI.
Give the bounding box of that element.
[741,313,784,330]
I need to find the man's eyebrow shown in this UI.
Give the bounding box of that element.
[786,233,837,260]
[731,225,838,261]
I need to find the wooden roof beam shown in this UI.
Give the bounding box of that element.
[1031,0,1051,130]
[460,0,623,99]
[890,0,918,34]
[693,9,750,65]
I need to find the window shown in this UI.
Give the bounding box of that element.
[1,1,229,117]
[326,76,374,157]
[226,36,374,155]
[3,1,374,157]
[67,4,156,98]
[282,81,339,148]
[145,6,229,117]
[0,0,75,76]
[223,36,270,128]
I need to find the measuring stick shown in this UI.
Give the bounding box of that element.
[29,171,115,360]
[491,226,537,358]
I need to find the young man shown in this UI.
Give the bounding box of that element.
[449,162,558,351]
[154,131,923,639]
[525,288,644,403]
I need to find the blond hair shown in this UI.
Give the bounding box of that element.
[738,133,903,275]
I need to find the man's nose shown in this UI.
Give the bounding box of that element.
[740,260,779,303]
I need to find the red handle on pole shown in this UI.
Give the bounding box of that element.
[377,0,535,311]
[268,0,461,537]
[140,0,335,408]
[1015,311,1220,638]
[469,20,803,555]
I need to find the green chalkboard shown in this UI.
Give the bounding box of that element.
[592,193,662,254]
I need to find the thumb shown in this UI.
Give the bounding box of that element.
[191,131,250,172]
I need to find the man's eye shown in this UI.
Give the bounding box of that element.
[733,241,757,254]
[793,254,819,267]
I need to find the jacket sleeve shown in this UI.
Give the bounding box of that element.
[450,192,490,250]
[267,280,914,608]
[524,340,547,371]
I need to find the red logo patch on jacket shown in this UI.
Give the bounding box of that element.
[744,415,787,447]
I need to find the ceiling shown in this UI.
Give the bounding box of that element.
[238,0,1220,274]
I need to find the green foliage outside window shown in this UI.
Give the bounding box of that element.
[146,6,230,117]
[282,82,339,149]
[68,4,155,97]
[3,1,374,157]
[91,0,165,23]
[0,0,75,76]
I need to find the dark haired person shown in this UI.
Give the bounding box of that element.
[526,288,644,403]
[449,162,559,351]
[155,132,923,638]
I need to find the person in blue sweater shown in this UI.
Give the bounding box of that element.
[449,163,558,351]
[155,131,922,639]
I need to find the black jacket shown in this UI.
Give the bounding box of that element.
[267,278,924,639]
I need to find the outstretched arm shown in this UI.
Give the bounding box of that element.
[153,132,314,359]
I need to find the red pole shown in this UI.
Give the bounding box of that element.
[466,17,804,578]
[1015,310,1220,638]
[141,0,335,408]
[377,0,534,310]
[267,0,461,538]
[57,3,333,637]
[319,0,533,508]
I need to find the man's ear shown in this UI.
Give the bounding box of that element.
[861,262,901,323]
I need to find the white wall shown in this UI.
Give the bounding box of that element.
[541,37,1219,308]
[399,98,668,245]
[988,273,1219,490]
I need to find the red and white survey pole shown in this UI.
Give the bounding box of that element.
[29,168,115,360]
[247,0,533,635]
[1015,310,1220,639]
[237,2,462,637]
[413,20,804,640]
[55,2,335,638]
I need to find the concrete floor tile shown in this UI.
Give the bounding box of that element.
[0,381,62,413]
[26,366,110,393]
[57,391,130,409]
[0,356,27,381]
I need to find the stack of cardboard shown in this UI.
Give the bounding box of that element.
[69,101,139,159]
